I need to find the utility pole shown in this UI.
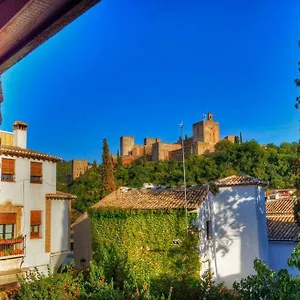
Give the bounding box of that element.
[180,122,188,233]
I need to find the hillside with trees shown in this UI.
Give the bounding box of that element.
[57,140,298,214]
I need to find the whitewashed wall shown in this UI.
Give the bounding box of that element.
[51,200,69,253]
[198,185,269,286]
[0,156,57,271]
[269,242,299,276]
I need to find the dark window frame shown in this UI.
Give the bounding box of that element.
[206,220,212,240]
[0,224,15,240]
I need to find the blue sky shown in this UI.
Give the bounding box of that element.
[1,0,300,162]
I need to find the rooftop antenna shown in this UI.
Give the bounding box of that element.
[180,121,188,233]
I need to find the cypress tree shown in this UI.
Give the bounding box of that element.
[234,136,239,144]
[117,150,123,168]
[143,146,147,164]
[239,132,243,144]
[102,138,116,194]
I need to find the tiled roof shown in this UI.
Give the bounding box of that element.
[92,187,209,211]
[215,175,268,187]
[266,196,300,241]
[46,191,77,200]
[0,145,61,162]
[266,197,297,215]
[267,215,300,241]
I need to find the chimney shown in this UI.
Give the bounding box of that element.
[13,121,28,149]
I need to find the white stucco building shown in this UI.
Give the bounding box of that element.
[198,175,300,286]
[0,121,76,290]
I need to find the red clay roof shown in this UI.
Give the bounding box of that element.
[216,175,268,187]
[46,191,77,200]
[266,197,300,241]
[0,145,61,162]
[92,187,209,211]
[266,197,297,215]
[267,215,299,241]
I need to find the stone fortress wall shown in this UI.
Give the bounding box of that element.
[117,113,237,164]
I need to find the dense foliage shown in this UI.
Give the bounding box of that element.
[58,140,298,213]
[89,208,200,299]
[56,160,72,193]
[6,240,300,299]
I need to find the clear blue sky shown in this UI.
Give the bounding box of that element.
[1,0,300,162]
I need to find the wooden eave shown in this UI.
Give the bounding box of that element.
[0,0,101,75]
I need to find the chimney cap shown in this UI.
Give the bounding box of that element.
[13,121,28,130]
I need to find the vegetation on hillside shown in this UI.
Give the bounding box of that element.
[58,140,298,213]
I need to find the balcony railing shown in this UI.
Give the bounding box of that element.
[0,236,24,258]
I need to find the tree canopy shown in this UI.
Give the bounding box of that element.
[57,140,298,214]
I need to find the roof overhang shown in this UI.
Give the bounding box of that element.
[0,0,101,75]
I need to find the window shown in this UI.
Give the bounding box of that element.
[206,220,212,240]
[30,162,42,184]
[1,158,15,182]
[0,213,16,239]
[0,224,14,240]
[30,210,41,239]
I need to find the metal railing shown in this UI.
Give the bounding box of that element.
[0,236,24,258]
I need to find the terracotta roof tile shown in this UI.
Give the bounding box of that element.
[46,191,77,200]
[266,196,300,241]
[215,175,268,187]
[92,187,208,211]
[266,197,297,215]
[0,145,61,162]
[267,215,300,241]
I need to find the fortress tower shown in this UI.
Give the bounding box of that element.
[120,136,134,156]
[193,112,220,145]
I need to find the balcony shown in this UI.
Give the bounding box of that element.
[0,237,24,259]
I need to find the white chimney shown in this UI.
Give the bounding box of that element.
[13,121,28,149]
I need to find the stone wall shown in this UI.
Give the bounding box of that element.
[120,136,134,156]
[152,142,181,161]
[224,135,236,143]
[72,159,88,180]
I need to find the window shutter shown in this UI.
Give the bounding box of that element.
[2,158,15,174]
[30,210,42,225]
[31,162,42,177]
[0,213,16,224]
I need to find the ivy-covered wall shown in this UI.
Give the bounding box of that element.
[89,209,200,293]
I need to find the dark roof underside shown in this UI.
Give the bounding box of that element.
[0,0,101,75]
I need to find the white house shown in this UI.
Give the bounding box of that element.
[198,175,300,286]
[0,121,76,290]
[198,175,270,286]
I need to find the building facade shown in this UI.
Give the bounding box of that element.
[0,121,76,290]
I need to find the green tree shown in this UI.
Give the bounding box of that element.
[56,161,72,192]
[116,150,123,168]
[102,138,116,194]
[239,132,243,144]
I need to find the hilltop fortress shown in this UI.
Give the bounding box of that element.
[116,113,236,164]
